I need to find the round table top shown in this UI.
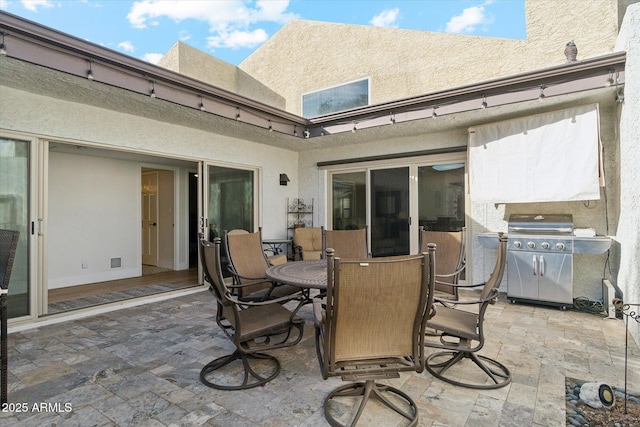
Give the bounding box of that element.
[266,260,327,290]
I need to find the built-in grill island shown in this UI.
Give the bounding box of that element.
[478,214,612,309]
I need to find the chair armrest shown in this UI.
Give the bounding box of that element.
[229,291,304,307]
[433,288,498,306]
[435,264,466,279]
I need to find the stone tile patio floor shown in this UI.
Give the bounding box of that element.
[2,289,639,426]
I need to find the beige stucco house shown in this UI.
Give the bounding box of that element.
[1,0,639,345]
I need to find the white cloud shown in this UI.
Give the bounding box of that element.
[127,0,297,50]
[370,8,400,27]
[207,28,268,50]
[118,41,135,53]
[20,0,53,12]
[445,5,494,34]
[142,52,164,64]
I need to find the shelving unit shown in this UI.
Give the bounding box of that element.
[287,198,314,238]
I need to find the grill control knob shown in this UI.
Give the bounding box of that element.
[541,242,550,249]
[527,241,535,249]
[556,242,565,250]
[513,241,521,248]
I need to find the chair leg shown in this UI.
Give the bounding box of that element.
[200,349,281,390]
[426,350,511,390]
[323,380,418,427]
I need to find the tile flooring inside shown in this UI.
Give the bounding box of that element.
[2,290,639,426]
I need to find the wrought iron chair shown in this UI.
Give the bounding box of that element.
[225,228,301,301]
[322,227,369,259]
[425,233,511,389]
[293,226,324,260]
[1,229,19,405]
[419,226,466,301]
[313,245,436,426]
[199,238,304,390]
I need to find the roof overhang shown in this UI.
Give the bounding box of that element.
[1,10,626,150]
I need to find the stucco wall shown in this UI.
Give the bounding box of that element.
[614,3,640,344]
[240,0,624,115]
[159,41,286,109]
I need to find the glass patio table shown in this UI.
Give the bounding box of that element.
[266,260,327,291]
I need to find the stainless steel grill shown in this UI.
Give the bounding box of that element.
[507,214,574,308]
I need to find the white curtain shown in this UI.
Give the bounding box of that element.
[468,104,603,204]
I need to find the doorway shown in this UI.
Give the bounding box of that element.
[142,168,175,274]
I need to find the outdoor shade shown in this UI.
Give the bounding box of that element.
[468,104,603,204]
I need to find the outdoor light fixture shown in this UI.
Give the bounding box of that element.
[87,60,94,80]
[235,108,241,121]
[293,125,298,137]
[0,33,6,56]
[538,86,546,100]
[304,129,310,138]
[604,70,615,87]
[390,112,396,124]
[199,96,206,111]
[268,120,273,132]
[432,106,438,118]
[481,96,488,109]
[352,122,357,133]
[150,81,156,98]
[279,173,290,186]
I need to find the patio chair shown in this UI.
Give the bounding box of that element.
[424,233,511,389]
[323,227,369,259]
[199,238,304,390]
[1,229,19,405]
[225,228,301,301]
[313,245,436,426]
[293,226,324,260]
[419,226,466,301]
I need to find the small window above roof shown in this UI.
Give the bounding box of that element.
[302,78,369,118]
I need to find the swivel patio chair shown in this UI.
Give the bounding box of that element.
[293,226,324,260]
[425,233,511,389]
[419,226,466,301]
[1,229,19,405]
[322,227,369,259]
[225,228,301,301]
[199,238,304,390]
[313,245,436,427]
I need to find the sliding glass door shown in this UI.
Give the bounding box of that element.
[205,165,255,240]
[370,167,410,257]
[0,137,31,318]
[328,157,466,257]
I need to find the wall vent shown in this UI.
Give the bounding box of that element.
[110,257,122,269]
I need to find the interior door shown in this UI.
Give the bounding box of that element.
[370,167,410,257]
[141,171,159,265]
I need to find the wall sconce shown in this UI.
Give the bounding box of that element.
[279,174,290,186]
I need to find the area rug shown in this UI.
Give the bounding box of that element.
[48,283,184,314]
[566,377,640,426]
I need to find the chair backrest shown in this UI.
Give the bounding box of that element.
[200,238,236,326]
[293,227,324,260]
[419,227,465,284]
[323,228,368,259]
[479,233,507,301]
[224,229,270,296]
[0,229,19,290]
[323,246,436,373]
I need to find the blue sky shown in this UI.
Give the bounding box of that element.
[0,0,526,66]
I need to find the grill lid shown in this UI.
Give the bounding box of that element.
[508,214,573,235]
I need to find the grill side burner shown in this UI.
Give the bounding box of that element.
[507,214,574,308]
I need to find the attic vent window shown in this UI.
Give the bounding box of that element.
[302,78,369,118]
